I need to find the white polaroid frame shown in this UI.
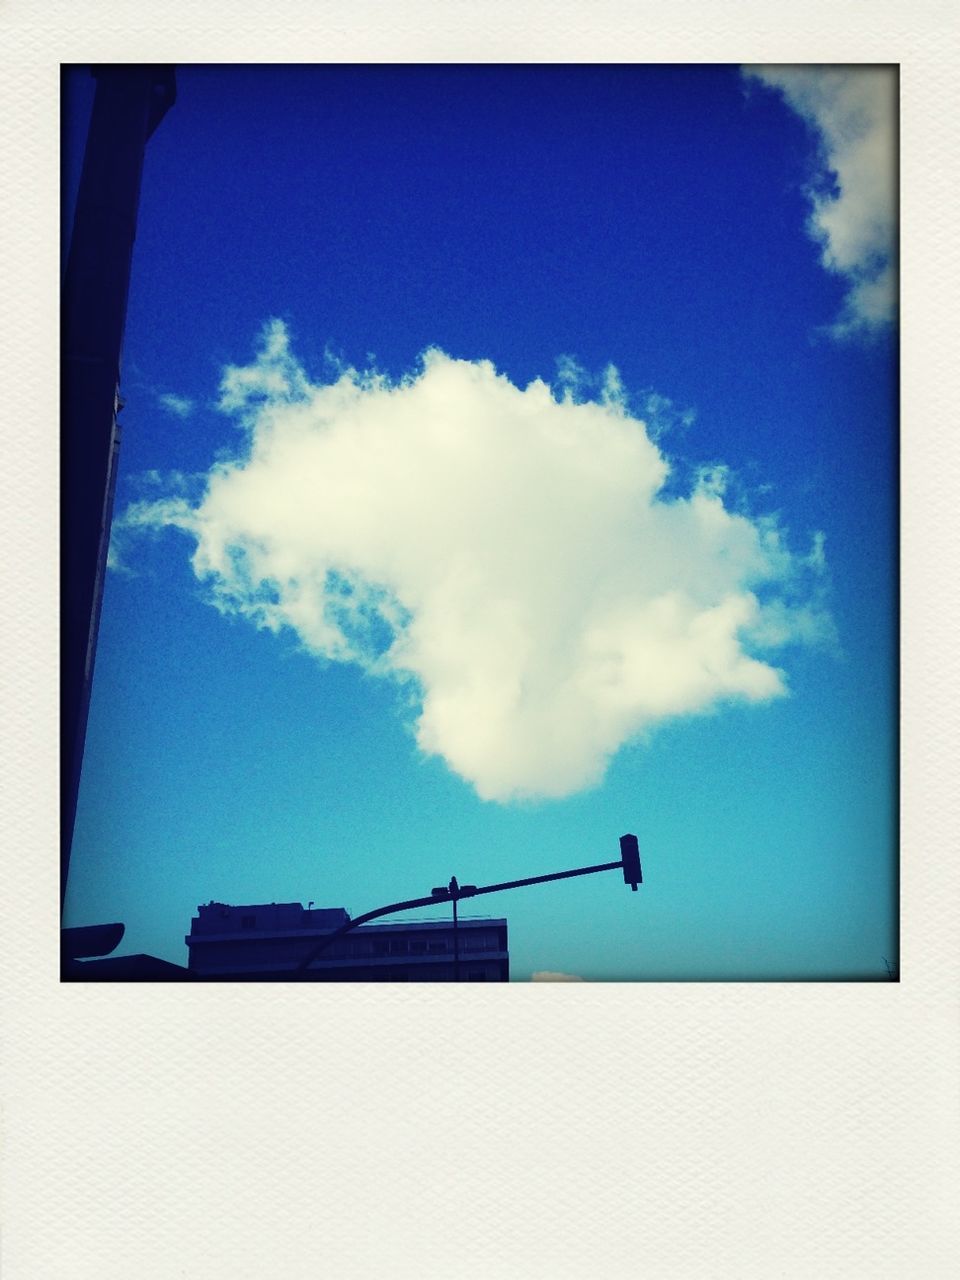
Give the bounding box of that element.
[2,3,957,1275]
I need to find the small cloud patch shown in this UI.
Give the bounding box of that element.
[158,392,194,418]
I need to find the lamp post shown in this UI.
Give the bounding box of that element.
[296,834,643,979]
[450,877,461,982]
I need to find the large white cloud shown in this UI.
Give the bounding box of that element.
[118,321,828,802]
[744,65,897,336]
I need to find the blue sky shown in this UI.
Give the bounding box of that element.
[63,64,897,980]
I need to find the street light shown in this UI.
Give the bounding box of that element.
[297,832,644,979]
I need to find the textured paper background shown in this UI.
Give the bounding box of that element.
[2,2,958,1276]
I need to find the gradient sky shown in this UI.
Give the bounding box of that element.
[63,64,897,980]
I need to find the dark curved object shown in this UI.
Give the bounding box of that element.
[61,921,125,960]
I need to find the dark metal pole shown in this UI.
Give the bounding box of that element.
[459,860,623,899]
[451,876,461,982]
[296,890,448,973]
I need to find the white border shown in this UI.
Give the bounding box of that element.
[2,3,958,1276]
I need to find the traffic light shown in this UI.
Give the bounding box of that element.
[619,833,642,890]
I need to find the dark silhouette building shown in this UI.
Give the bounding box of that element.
[186,901,510,981]
[62,65,176,913]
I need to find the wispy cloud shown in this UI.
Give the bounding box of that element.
[158,391,195,418]
[118,321,829,802]
[743,65,897,337]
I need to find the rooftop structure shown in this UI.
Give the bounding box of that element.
[186,901,509,982]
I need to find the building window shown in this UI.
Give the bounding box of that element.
[428,940,447,954]
[372,940,389,956]
[409,939,426,955]
[389,938,408,955]
[240,915,256,929]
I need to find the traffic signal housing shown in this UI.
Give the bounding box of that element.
[619,833,642,891]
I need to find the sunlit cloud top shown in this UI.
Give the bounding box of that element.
[744,65,897,337]
[117,321,829,802]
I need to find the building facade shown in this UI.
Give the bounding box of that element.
[186,901,509,981]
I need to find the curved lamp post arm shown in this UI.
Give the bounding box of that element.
[296,892,441,973]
